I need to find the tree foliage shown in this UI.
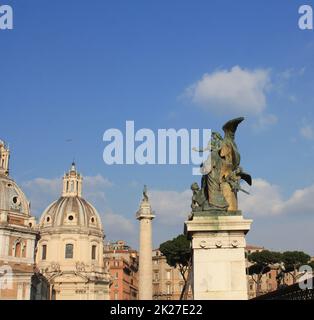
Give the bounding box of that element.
[308,261,314,269]
[248,249,312,292]
[247,263,270,277]
[159,234,191,276]
[248,250,282,267]
[248,250,282,296]
[159,234,191,299]
[281,251,310,272]
[281,251,311,283]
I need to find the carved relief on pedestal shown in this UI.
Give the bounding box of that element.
[193,232,246,249]
[231,240,239,248]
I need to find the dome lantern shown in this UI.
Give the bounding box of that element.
[62,162,82,197]
[0,140,10,176]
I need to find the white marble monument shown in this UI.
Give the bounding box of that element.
[186,214,252,300]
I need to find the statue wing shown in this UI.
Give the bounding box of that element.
[222,117,245,140]
[239,172,252,186]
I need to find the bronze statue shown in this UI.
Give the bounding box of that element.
[143,185,149,202]
[191,117,251,216]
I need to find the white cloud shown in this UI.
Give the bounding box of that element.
[22,177,61,215]
[278,67,306,81]
[277,184,314,215]
[279,68,294,80]
[22,174,112,216]
[103,212,136,243]
[84,174,112,189]
[274,67,306,104]
[238,179,282,216]
[83,175,112,210]
[22,175,314,254]
[300,124,314,140]
[239,178,314,217]
[148,178,314,221]
[22,174,137,245]
[246,217,314,255]
[252,113,278,131]
[184,66,271,115]
[147,180,314,253]
[149,189,191,225]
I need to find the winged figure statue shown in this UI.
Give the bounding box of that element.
[191,117,251,215]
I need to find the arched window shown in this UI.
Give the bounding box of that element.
[91,245,97,260]
[15,242,21,257]
[65,244,74,259]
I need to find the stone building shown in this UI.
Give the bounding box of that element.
[0,140,46,300]
[104,240,138,300]
[152,249,192,300]
[36,163,111,300]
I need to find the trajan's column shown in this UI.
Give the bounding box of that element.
[136,186,155,300]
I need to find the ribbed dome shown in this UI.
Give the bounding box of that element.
[39,195,103,231]
[0,174,30,216]
[0,140,29,216]
[38,163,103,235]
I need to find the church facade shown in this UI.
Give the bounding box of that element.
[0,140,111,300]
[0,140,45,299]
[36,163,111,300]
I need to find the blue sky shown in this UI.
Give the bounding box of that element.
[1,0,314,253]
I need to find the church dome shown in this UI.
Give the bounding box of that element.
[0,175,31,217]
[39,163,103,235]
[0,140,31,217]
[40,196,102,231]
[36,163,110,300]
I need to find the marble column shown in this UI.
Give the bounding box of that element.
[136,191,155,300]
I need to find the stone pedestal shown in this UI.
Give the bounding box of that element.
[185,214,252,300]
